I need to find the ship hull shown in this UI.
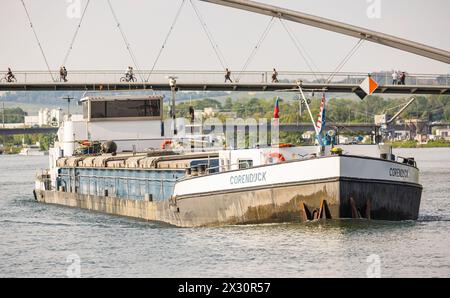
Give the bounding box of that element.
[35,155,422,227]
[167,178,421,226]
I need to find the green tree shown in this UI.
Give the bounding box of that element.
[2,107,27,123]
[224,97,233,110]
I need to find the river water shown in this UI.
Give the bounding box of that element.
[1,148,449,278]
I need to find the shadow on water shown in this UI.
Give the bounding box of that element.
[9,196,449,233]
[3,195,175,230]
[207,219,419,235]
[418,215,450,222]
[5,187,449,238]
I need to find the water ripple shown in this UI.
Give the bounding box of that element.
[1,149,450,277]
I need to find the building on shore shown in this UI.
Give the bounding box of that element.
[435,128,450,141]
[24,108,65,127]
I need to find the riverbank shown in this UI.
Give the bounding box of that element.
[389,140,450,148]
[1,147,22,154]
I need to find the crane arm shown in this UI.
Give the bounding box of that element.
[387,97,416,124]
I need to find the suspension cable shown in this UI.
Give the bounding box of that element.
[327,38,365,83]
[279,19,323,82]
[107,0,144,82]
[190,0,229,70]
[20,0,54,81]
[238,17,275,81]
[62,0,91,67]
[147,0,186,82]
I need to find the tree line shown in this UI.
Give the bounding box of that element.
[176,95,450,124]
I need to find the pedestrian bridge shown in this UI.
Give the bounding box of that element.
[1,70,449,94]
[2,0,449,94]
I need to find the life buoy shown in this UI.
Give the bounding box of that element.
[266,152,286,163]
[276,143,295,148]
[81,140,91,146]
[161,140,172,150]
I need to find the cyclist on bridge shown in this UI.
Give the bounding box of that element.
[126,66,135,81]
[6,68,15,82]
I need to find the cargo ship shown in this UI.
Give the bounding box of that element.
[34,93,422,227]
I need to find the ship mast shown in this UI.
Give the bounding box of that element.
[297,83,320,136]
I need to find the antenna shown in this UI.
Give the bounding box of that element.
[1,101,5,149]
[61,95,74,119]
[167,76,178,135]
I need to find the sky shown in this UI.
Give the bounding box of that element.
[0,0,449,74]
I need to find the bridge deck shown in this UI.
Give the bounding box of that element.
[0,70,448,94]
[1,82,449,94]
[0,127,59,136]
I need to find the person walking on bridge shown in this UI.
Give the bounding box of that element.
[272,68,279,83]
[63,67,68,82]
[60,66,68,82]
[224,68,233,83]
[400,72,406,85]
[392,70,398,85]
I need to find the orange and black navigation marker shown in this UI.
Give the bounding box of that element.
[355,76,379,100]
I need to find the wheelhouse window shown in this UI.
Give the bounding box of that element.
[238,159,253,169]
[89,99,161,120]
[90,101,107,119]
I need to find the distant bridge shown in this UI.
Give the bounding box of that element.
[0,127,58,136]
[1,122,447,137]
[197,122,380,134]
[0,123,380,137]
[430,122,450,128]
[0,123,375,136]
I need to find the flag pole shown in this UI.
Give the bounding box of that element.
[297,83,320,136]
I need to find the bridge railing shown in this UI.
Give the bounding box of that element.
[2,70,449,86]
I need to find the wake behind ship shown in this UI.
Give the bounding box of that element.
[34,94,422,227]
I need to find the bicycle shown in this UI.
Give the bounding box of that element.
[120,75,137,83]
[0,75,17,83]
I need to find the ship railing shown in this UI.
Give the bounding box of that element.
[57,172,178,200]
[396,156,417,167]
[58,173,177,182]
[204,161,255,174]
[35,174,55,191]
